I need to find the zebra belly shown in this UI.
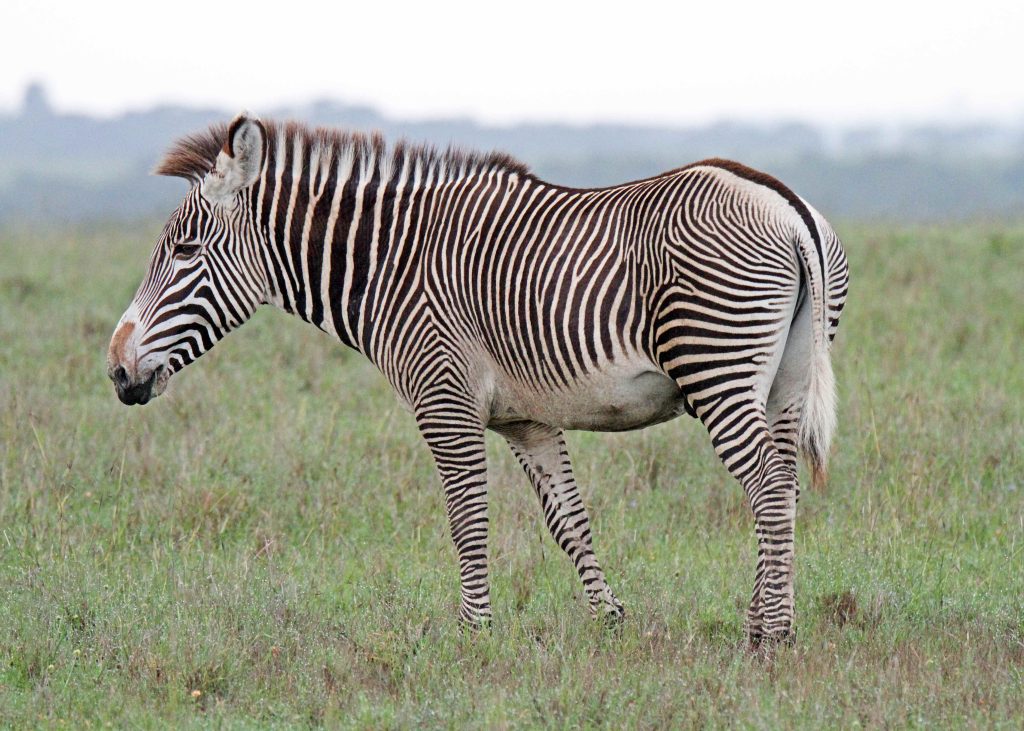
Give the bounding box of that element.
[489,363,690,432]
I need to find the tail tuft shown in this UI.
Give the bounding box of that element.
[798,338,836,491]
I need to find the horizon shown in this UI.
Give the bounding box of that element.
[5,80,1023,134]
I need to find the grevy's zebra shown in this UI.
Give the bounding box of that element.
[107,113,848,646]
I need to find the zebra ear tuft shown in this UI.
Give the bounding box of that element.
[202,112,265,202]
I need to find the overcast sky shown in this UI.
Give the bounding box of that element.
[4,0,1022,127]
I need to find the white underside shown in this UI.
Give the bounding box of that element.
[486,355,690,432]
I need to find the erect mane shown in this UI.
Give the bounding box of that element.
[154,122,230,183]
[154,118,530,184]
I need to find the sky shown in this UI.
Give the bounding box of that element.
[4,0,1023,127]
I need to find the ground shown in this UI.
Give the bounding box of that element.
[0,220,1022,729]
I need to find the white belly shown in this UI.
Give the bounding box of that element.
[488,359,691,432]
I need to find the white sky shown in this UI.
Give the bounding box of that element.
[3,0,1023,127]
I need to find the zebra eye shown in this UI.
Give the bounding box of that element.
[172,242,201,259]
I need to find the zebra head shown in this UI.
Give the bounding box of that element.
[107,114,268,405]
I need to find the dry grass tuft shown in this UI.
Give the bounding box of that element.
[819,590,859,628]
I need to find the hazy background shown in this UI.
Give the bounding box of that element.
[3,0,1024,222]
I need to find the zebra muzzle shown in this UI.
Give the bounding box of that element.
[112,364,162,406]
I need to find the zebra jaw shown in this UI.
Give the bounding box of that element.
[150,363,171,399]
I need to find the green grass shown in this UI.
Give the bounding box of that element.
[1,219,1022,729]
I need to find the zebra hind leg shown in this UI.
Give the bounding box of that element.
[656,276,804,648]
[415,405,492,629]
[750,301,814,646]
[699,395,799,649]
[496,422,625,624]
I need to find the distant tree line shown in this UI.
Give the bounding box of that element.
[2,83,1023,222]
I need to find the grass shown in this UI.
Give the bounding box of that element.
[1,219,1022,728]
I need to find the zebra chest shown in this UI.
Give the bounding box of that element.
[488,361,690,432]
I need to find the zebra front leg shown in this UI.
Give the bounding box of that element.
[496,422,624,623]
[416,408,492,628]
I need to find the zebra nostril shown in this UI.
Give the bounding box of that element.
[113,365,129,387]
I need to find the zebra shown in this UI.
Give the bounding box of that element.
[107,112,848,646]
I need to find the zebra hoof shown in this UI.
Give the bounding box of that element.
[457,608,493,633]
[594,601,626,630]
[747,627,795,655]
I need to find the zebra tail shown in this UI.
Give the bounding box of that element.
[793,226,836,490]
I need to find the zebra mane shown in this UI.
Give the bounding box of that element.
[155,118,530,185]
[154,122,230,183]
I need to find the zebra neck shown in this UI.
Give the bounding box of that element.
[252,134,522,357]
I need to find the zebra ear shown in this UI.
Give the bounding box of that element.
[202,112,265,202]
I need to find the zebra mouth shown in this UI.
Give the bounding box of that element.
[115,364,167,406]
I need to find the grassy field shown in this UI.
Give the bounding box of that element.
[1,219,1022,729]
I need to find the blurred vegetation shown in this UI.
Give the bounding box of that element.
[0,219,1022,728]
[3,83,1024,223]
